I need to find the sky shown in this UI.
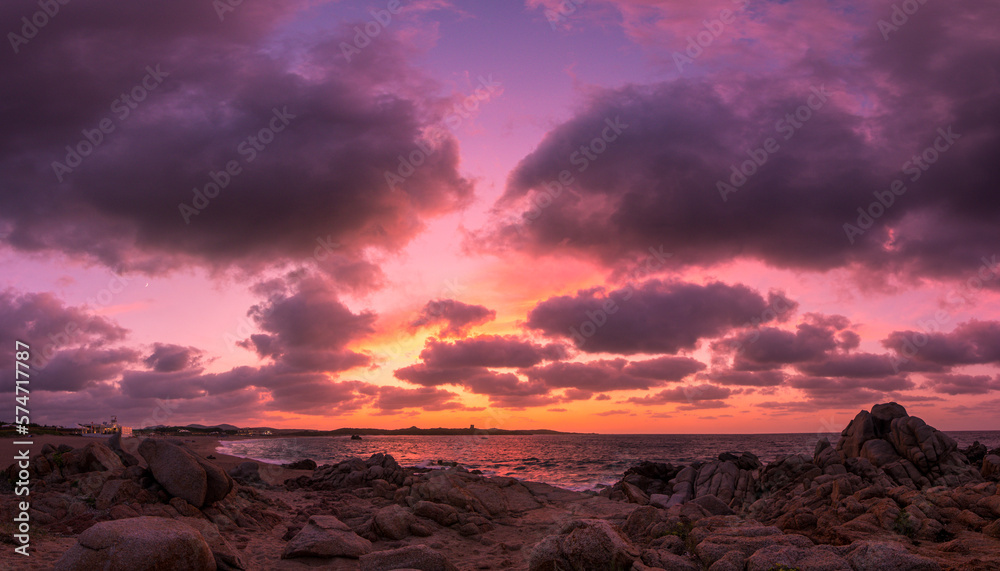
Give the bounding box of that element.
[1,0,999,433]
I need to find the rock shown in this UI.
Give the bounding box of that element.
[178,517,247,571]
[413,501,460,526]
[837,410,877,459]
[53,516,216,571]
[373,504,418,540]
[846,540,941,571]
[96,479,147,510]
[870,402,908,436]
[694,524,813,567]
[886,416,957,475]
[359,544,458,571]
[692,495,735,516]
[282,515,372,559]
[640,548,699,570]
[707,550,745,571]
[109,432,140,467]
[60,442,124,475]
[623,482,651,505]
[623,506,659,541]
[860,438,902,468]
[962,441,989,465]
[649,494,672,509]
[746,544,851,571]
[984,518,1000,539]
[228,462,262,486]
[983,455,1000,480]
[528,519,637,571]
[139,439,232,507]
[282,459,317,470]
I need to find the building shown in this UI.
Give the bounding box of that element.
[80,416,132,437]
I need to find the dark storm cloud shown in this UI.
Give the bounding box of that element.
[923,374,1000,396]
[409,299,497,337]
[418,335,567,369]
[0,288,135,390]
[526,280,784,354]
[524,360,652,392]
[712,322,841,368]
[480,0,1000,285]
[787,375,915,407]
[621,355,706,381]
[375,386,466,413]
[144,343,204,372]
[38,347,140,392]
[0,289,128,351]
[796,352,945,378]
[0,0,472,276]
[241,276,376,372]
[883,320,1000,367]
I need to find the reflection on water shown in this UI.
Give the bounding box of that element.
[218,431,1000,491]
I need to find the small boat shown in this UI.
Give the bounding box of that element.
[350,434,362,440]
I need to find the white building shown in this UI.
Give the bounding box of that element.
[80,416,132,437]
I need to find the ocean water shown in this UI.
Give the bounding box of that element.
[218,431,1000,492]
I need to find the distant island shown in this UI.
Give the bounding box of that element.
[131,423,585,437]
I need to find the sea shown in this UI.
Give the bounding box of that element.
[217,431,1000,492]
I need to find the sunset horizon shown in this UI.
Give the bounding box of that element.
[3,0,1000,437]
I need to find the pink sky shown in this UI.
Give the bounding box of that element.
[2,0,1000,432]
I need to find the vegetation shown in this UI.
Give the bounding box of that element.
[893,510,917,539]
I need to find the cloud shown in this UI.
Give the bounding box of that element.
[0,0,472,276]
[0,289,129,357]
[240,275,376,372]
[796,352,944,378]
[374,386,467,413]
[883,320,1000,366]
[409,299,497,337]
[524,359,649,391]
[626,384,731,405]
[594,409,631,416]
[417,335,567,369]
[144,343,204,372]
[700,369,785,387]
[526,280,786,354]
[477,1,1000,287]
[923,374,1000,395]
[39,348,140,392]
[622,355,706,380]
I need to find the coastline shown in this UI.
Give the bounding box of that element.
[3,404,1000,570]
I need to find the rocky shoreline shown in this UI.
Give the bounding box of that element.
[2,402,999,570]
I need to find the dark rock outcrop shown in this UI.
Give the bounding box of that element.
[138,439,233,508]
